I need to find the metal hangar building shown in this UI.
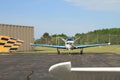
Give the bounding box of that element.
[0,24,34,51]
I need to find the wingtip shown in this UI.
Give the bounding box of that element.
[49,62,71,74]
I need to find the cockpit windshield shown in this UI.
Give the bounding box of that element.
[66,38,74,41]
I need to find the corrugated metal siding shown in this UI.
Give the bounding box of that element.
[0,24,34,51]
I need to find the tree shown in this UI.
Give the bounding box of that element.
[51,33,67,45]
[42,32,51,44]
[34,28,120,45]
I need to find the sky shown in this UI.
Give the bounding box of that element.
[0,0,120,39]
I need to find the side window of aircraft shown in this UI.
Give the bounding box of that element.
[1,38,9,41]
[7,41,15,44]
[0,42,5,45]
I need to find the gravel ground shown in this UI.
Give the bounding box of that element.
[0,53,120,80]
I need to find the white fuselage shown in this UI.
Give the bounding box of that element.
[65,41,75,50]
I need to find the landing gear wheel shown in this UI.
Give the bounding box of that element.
[80,49,83,55]
[57,48,60,55]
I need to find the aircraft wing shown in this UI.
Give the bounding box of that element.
[31,44,66,49]
[75,43,109,49]
[49,62,120,80]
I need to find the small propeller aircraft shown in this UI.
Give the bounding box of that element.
[31,37,110,55]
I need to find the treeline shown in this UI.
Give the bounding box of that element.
[34,28,120,45]
[34,33,68,45]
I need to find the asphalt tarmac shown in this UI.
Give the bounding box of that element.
[0,53,120,80]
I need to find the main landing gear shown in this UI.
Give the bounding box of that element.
[57,48,60,55]
[80,48,83,55]
[57,48,84,55]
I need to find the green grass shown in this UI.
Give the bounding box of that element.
[84,45,120,54]
[32,45,120,54]
[1,45,119,54]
